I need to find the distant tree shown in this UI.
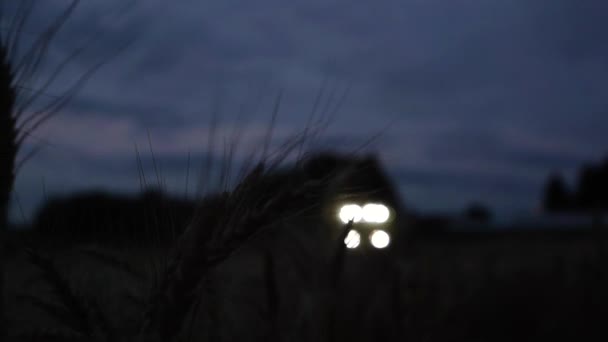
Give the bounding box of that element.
[597,158,608,208]
[574,163,608,212]
[540,160,608,215]
[543,173,572,213]
[464,202,493,223]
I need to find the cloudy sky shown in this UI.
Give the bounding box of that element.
[6,0,608,223]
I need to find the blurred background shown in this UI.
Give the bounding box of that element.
[7,0,608,227]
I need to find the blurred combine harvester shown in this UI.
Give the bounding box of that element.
[301,152,409,251]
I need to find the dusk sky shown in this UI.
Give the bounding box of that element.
[7,0,608,223]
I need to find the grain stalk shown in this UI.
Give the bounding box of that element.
[137,90,345,341]
[0,2,131,336]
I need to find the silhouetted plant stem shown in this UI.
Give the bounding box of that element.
[326,220,352,341]
[0,1,131,337]
[0,41,16,340]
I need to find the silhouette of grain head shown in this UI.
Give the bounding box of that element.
[138,147,407,341]
[139,158,330,341]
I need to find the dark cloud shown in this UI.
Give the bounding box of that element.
[425,129,594,172]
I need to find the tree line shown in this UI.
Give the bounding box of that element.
[543,158,608,214]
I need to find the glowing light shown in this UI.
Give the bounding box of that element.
[362,203,390,223]
[370,230,390,249]
[339,204,363,223]
[344,230,361,249]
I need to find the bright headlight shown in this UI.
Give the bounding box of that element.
[362,203,390,223]
[339,204,363,223]
[344,230,361,249]
[370,230,390,249]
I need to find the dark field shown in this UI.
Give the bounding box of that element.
[6,226,608,342]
